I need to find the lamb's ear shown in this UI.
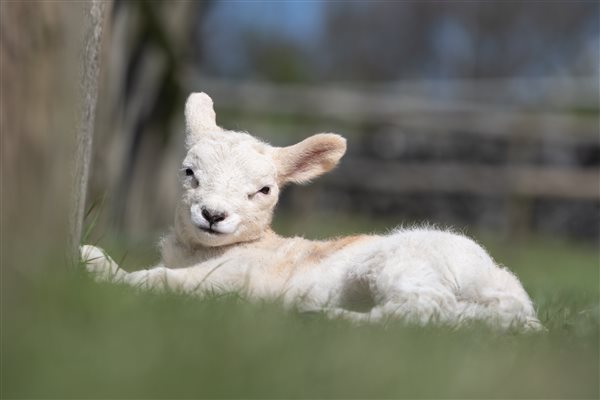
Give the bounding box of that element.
[274,133,347,185]
[184,92,222,148]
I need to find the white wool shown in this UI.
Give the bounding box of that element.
[82,92,543,331]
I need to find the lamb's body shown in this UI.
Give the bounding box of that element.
[84,227,539,330]
[82,92,541,331]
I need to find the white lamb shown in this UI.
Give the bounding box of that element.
[82,92,542,331]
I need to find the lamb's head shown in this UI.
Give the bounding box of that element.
[175,92,347,247]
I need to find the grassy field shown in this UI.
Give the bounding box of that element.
[2,215,599,398]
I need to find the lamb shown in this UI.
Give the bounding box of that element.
[82,92,543,331]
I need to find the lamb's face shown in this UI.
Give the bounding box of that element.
[176,92,347,248]
[177,132,279,247]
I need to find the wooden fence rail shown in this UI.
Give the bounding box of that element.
[194,77,599,143]
[331,160,599,200]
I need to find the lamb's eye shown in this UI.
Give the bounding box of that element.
[259,186,270,195]
[185,168,194,176]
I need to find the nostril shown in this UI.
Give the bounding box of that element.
[201,208,227,224]
[213,213,227,223]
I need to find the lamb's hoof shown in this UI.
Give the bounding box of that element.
[80,245,122,281]
[523,317,547,333]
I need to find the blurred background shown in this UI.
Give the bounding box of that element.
[3,0,598,258]
[2,1,599,398]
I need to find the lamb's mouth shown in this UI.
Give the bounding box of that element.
[199,226,225,235]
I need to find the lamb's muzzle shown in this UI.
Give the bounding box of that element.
[190,204,240,235]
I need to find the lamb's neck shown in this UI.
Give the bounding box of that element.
[161,228,284,268]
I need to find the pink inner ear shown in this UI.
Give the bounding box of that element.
[277,134,346,184]
[294,144,338,174]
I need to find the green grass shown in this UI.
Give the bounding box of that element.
[2,215,599,398]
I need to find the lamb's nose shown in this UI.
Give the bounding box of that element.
[201,208,227,225]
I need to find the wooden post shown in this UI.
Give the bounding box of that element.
[68,0,110,265]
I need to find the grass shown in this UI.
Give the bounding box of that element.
[2,214,599,398]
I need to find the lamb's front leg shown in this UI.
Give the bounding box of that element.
[80,245,197,293]
[81,245,128,282]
